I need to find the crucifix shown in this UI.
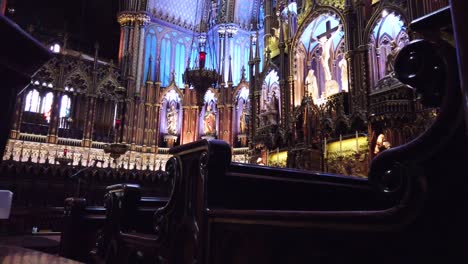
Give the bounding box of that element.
[313,20,342,81]
[316,21,340,40]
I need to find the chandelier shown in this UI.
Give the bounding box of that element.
[183,32,220,106]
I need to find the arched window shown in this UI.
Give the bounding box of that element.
[369,11,408,87]
[234,40,241,84]
[244,45,250,81]
[24,89,40,112]
[143,29,157,83]
[60,95,71,118]
[175,39,186,87]
[236,86,249,135]
[160,34,172,86]
[189,42,198,69]
[50,43,61,53]
[41,92,54,122]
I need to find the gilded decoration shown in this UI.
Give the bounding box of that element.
[117,13,150,26]
[318,0,345,10]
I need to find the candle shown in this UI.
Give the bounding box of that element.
[339,134,342,156]
[355,131,359,152]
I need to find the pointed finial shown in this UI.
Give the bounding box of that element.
[279,17,285,43]
[93,42,100,69]
[240,65,246,81]
[170,70,176,84]
[228,56,233,84]
[255,31,260,61]
[146,55,153,83]
[155,56,161,83]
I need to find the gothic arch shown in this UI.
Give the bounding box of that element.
[290,7,347,106]
[291,5,347,56]
[232,82,249,100]
[97,75,121,98]
[64,70,91,93]
[363,4,408,44]
[160,84,184,104]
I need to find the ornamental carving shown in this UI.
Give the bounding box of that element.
[318,0,345,9]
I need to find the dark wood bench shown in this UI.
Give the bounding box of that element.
[59,186,168,263]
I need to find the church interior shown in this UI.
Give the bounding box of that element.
[0,0,468,263]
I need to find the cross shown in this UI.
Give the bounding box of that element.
[316,20,340,40]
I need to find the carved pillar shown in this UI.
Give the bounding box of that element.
[10,92,25,139]
[82,94,97,147]
[152,58,162,150]
[248,35,256,143]
[135,20,147,92]
[279,17,289,131]
[263,0,273,52]
[129,95,140,149]
[350,47,370,113]
[142,83,153,151]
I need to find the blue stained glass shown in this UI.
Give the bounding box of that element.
[234,44,241,84]
[160,36,172,86]
[143,29,157,83]
[244,46,250,81]
[175,39,186,87]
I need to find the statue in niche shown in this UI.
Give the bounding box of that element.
[166,101,178,135]
[385,41,401,76]
[203,103,216,135]
[314,25,342,82]
[374,133,391,155]
[338,56,349,92]
[261,85,269,110]
[266,91,279,125]
[305,69,319,99]
[239,104,248,134]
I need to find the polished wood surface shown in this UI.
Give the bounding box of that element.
[0,245,82,264]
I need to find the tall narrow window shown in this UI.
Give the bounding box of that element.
[160,34,172,86]
[244,46,250,81]
[41,92,54,123]
[234,42,241,84]
[143,29,157,83]
[24,89,40,112]
[59,95,71,118]
[189,42,198,69]
[175,39,186,87]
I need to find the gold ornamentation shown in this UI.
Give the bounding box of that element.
[318,0,345,9]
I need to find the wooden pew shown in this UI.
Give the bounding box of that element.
[95,6,468,264]
[59,185,168,263]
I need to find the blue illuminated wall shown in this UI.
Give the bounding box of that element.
[143,29,157,83]
[143,21,258,89]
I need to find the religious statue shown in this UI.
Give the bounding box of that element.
[239,104,248,134]
[338,56,349,92]
[266,91,279,125]
[315,25,342,82]
[203,103,216,135]
[261,85,269,110]
[305,69,319,99]
[385,41,400,76]
[166,102,178,135]
[374,133,391,155]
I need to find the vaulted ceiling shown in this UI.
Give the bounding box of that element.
[149,0,262,31]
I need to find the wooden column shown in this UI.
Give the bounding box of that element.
[10,91,25,139]
[82,95,97,147]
